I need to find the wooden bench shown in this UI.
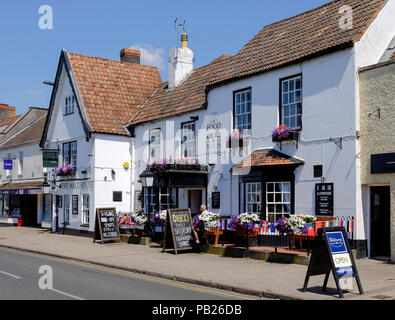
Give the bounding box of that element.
[204,216,231,246]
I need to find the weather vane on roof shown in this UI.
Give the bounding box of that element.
[174,17,187,35]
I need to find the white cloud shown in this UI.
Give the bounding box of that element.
[129,43,165,71]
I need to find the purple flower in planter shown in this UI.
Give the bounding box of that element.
[302,224,309,234]
[272,125,290,141]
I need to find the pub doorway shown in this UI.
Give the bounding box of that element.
[370,186,391,259]
[188,190,202,216]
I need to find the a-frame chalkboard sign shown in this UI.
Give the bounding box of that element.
[93,208,120,244]
[303,227,363,298]
[162,209,194,255]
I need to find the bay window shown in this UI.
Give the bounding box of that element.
[266,182,291,222]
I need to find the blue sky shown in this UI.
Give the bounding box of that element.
[0,0,329,115]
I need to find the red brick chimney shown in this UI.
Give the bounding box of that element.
[0,104,16,119]
[120,48,141,64]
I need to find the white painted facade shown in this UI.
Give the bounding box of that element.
[131,0,395,257]
[42,64,132,233]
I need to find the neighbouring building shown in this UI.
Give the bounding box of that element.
[360,57,395,261]
[127,0,395,259]
[39,48,162,234]
[0,107,48,227]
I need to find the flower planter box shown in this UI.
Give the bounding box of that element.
[272,130,299,143]
[235,229,259,238]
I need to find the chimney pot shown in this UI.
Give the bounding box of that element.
[120,48,141,64]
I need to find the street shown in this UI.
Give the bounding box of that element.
[0,247,259,300]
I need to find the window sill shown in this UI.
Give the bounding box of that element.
[80,224,90,228]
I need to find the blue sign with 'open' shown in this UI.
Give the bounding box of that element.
[326,231,348,254]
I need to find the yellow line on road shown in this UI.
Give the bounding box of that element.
[0,247,257,300]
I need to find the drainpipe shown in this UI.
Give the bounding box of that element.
[130,138,135,213]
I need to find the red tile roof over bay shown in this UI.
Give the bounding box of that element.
[233,149,304,169]
[68,52,162,135]
[130,0,389,126]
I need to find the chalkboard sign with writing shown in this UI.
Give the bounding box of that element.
[212,192,220,209]
[303,227,363,299]
[93,208,120,244]
[162,209,194,255]
[315,183,334,216]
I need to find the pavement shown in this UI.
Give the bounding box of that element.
[1,226,395,300]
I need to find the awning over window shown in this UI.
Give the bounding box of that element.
[0,180,44,195]
[232,148,304,173]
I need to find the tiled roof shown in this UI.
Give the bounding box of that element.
[209,0,389,87]
[68,52,162,135]
[0,116,47,149]
[233,149,304,169]
[129,54,233,125]
[0,116,20,133]
[130,0,388,126]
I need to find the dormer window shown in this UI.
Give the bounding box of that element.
[64,95,76,115]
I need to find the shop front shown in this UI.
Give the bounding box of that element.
[140,163,208,217]
[0,181,44,227]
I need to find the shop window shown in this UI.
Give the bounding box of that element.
[266,182,291,222]
[64,195,70,223]
[234,89,252,133]
[181,121,196,159]
[72,195,78,215]
[281,76,302,130]
[82,195,90,225]
[159,188,176,210]
[113,191,122,202]
[246,182,261,214]
[2,195,9,217]
[43,194,52,221]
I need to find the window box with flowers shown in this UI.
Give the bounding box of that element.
[55,165,76,178]
[272,125,299,143]
[147,158,208,173]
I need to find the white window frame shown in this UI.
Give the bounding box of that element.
[281,76,302,130]
[63,141,77,167]
[181,122,196,160]
[149,129,161,161]
[234,89,252,133]
[82,194,90,226]
[64,95,75,115]
[266,182,291,223]
[246,182,261,215]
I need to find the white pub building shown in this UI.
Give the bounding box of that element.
[127,0,395,259]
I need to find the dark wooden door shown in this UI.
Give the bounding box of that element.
[370,187,391,258]
[188,190,202,215]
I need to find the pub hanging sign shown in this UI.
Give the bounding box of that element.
[315,183,334,217]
